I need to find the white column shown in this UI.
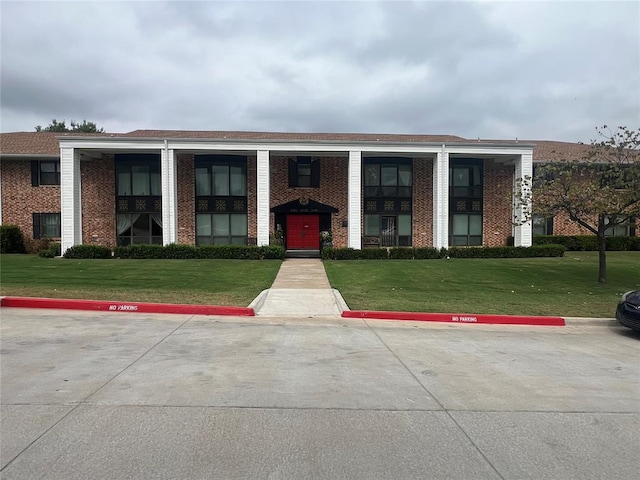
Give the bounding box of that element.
[433,145,449,249]
[348,150,362,249]
[0,162,3,224]
[513,151,533,247]
[60,147,82,254]
[161,144,178,245]
[256,150,270,246]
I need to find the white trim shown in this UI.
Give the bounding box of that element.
[59,137,534,157]
[59,140,166,150]
[433,146,449,249]
[256,150,270,246]
[445,145,532,156]
[0,162,3,224]
[513,152,533,247]
[348,151,362,249]
[161,145,178,245]
[60,147,82,254]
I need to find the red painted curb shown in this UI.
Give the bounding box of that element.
[0,297,255,317]
[342,310,565,326]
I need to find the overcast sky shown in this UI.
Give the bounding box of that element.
[1,1,638,142]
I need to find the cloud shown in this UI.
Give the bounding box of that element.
[1,0,638,142]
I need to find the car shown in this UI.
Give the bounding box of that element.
[616,290,640,332]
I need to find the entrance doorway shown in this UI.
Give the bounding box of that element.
[286,214,320,250]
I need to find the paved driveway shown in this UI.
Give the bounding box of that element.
[1,308,639,479]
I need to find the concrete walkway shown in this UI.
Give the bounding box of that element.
[250,259,348,317]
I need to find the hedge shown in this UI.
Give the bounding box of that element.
[533,235,640,251]
[447,244,565,258]
[0,225,26,254]
[322,245,564,260]
[62,243,286,260]
[63,245,112,259]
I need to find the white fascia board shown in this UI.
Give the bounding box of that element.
[167,141,444,154]
[58,136,535,156]
[445,145,534,156]
[58,139,166,150]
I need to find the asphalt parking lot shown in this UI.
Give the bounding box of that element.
[1,308,639,479]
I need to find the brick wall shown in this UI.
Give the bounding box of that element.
[1,160,60,239]
[81,156,116,247]
[176,154,195,244]
[269,156,350,247]
[483,160,514,247]
[4,154,636,249]
[247,154,257,242]
[413,157,434,247]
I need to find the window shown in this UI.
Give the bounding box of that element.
[31,160,60,186]
[364,214,411,247]
[533,215,554,236]
[288,156,320,188]
[604,215,635,237]
[449,159,483,246]
[450,214,482,246]
[195,157,247,196]
[196,213,247,245]
[32,213,61,239]
[116,213,163,246]
[450,164,482,198]
[115,155,161,196]
[364,160,412,197]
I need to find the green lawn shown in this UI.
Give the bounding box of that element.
[2,252,639,317]
[323,252,640,318]
[0,255,282,306]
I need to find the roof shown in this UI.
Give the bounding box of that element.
[123,129,467,143]
[0,131,114,156]
[0,129,591,162]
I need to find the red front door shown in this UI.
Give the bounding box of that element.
[286,214,320,249]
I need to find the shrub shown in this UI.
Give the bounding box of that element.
[323,245,564,260]
[164,243,198,259]
[260,245,286,259]
[413,247,443,259]
[0,225,26,254]
[448,245,565,259]
[388,248,413,259]
[24,238,53,255]
[63,244,112,259]
[322,247,360,260]
[534,235,640,251]
[38,243,61,258]
[359,248,389,259]
[114,245,165,259]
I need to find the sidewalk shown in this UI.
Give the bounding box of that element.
[250,259,347,317]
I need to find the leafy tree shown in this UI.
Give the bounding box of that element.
[515,125,640,283]
[35,119,104,133]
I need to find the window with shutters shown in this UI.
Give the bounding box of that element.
[31,160,60,186]
[288,156,320,188]
[32,213,61,239]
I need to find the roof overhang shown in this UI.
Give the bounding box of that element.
[58,135,534,159]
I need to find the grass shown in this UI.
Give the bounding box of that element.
[2,252,639,317]
[0,255,282,306]
[323,252,640,318]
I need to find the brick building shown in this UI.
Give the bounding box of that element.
[0,130,635,255]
